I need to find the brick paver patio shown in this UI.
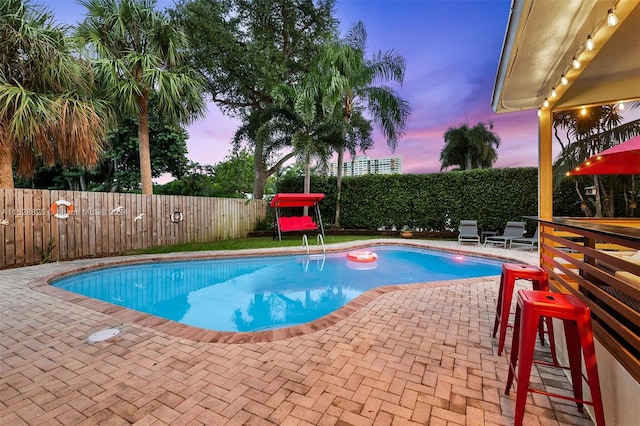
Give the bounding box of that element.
[1,240,595,425]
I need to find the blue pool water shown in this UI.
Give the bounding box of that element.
[52,246,502,332]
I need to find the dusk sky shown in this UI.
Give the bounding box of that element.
[39,0,561,174]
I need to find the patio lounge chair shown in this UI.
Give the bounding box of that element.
[484,221,525,248]
[510,229,539,250]
[458,220,480,245]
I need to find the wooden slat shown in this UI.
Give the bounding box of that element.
[124,193,132,252]
[0,189,5,266]
[115,192,124,251]
[1,189,13,267]
[100,192,109,256]
[72,190,79,259]
[80,191,89,258]
[22,191,34,263]
[540,221,640,383]
[87,190,96,257]
[14,190,24,265]
[152,194,159,246]
[33,190,46,263]
[145,194,152,249]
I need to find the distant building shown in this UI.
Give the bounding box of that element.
[328,155,402,177]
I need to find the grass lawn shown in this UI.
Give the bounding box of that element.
[133,235,389,254]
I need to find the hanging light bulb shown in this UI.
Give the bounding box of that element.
[607,8,619,26]
[573,57,582,69]
[586,35,595,51]
[550,87,557,99]
[581,106,587,116]
[538,108,541,117]
[561,74,568,86]
[543,98,550,108]
[618,103,625,110]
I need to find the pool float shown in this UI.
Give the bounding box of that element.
[347,251,378,263]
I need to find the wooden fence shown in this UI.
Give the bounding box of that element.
[1,189,267,268]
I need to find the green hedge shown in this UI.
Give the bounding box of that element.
[275,167,583,234]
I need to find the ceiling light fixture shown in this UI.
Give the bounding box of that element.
[538,108,541,117]
[586,35,595,51]
[581,106,587,115]
[543,98,550,108]
[550,87,557,98]
[607,8,619,26]
[573,57,582,69]
[618,102,625,110]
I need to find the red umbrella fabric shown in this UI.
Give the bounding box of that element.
[569,135,640,175]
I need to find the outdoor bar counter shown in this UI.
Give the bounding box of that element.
[535,216,640,244]
[529,216,639,386]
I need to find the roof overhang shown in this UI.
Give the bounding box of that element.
[492,0,640,113]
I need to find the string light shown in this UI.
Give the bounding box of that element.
[607,8,619,26]
[586,35,595,51]
[561,74,568,86]
[572,57,581,69]
[543,6,619,118]
[537,108,541,117]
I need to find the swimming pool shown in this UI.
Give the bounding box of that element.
[52,246,502,332]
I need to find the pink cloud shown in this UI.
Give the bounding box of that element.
[184,104,241,167]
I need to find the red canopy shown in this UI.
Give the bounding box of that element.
[270,193,325,208]
[569,135,640,176]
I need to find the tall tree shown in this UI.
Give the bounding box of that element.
[14,117,189,192]
[170,0,337,199]
[439,124,470,171]
[155,161,216,196]
[317,22,410,227]
[440,122,501,171]
[0,0,110,188]
[272,80,336,197]
[468,122,501,168]
[156,150,255,198]
[103,114,190,192]
[211,149,255,198]
[76,0,205,195]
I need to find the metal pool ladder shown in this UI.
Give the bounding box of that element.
[302,233,325,256]
[302,234,326,272]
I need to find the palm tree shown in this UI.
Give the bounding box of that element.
[440,124,470,171]
[316,22,410,228]
[271,83,333,198]
[0,0,110,188]
[271,67,374,202]
[469,122,501,168]
[440,122,501,171]
[75,0,205,194]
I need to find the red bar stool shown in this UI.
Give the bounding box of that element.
[505,290,605,426]
[493,263,555,360]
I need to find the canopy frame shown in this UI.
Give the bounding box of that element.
[269,193,325,241]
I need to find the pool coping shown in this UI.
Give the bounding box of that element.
[28,239,536,344]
